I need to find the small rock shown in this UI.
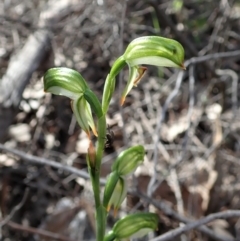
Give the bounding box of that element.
[9,123,31,142]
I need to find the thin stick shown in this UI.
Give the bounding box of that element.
[0,188,29,227]
[185,50,240,66]
[151,210,240,241]
[0,144,90,179]
[7,221,75,241]
[0,145,108,185]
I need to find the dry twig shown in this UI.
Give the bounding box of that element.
[7,221,76,241]
[151,210,240,241]
[0,188,29,227]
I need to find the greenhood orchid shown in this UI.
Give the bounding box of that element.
[104,213,159,241]
[111,145,145,176]
[71,95,98,137]
[102,36,185,112]
[44,67,88,100]
[107,175,127,216]
[44,68,98,138]
[43,35,185,241]
[103,145,145,215]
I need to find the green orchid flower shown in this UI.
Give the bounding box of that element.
[108,176,127,217]
[104,213,159,241]
[44,67,98,138]
[44,67,88,99]
[72,96,98,138]
[102,36,185,112]
[103,145,145,214]
[111,145,145,176]
[104,172,127,216]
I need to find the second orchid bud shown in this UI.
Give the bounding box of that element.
[112,145,145,176]
[43,67,102,138]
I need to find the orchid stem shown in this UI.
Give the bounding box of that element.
[89,114,107,241]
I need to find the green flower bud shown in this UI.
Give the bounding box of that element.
[104,213,158,241]
[103,172,127,216]
[44,67,88,100]
[109,177,127,217]
[103,171,119,209]
[111,145,145,176]
[72,96,97,138]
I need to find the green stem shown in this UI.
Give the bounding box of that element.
[102,56,127,114]
[88,115,107,241]
[96,115,106,171]
[94,57,126,239]
[89,55,125,240]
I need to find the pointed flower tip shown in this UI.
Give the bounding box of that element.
[92,126,98,137]
[181,63,186,70]
[120,97,125,106]
[104,175,127,213]
[113,208,119,218]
